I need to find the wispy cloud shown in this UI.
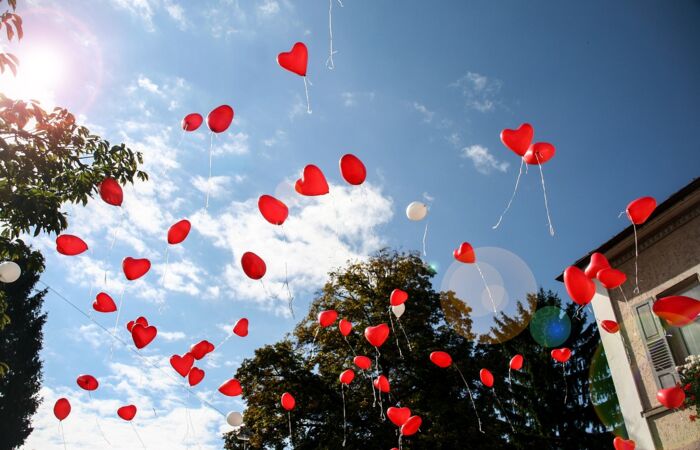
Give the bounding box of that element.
[258,0,280,17]
[341,92,375,108]
[412,101,435,123]
[460,144,509,174]
[213,132,250,156]
[450,71,502,112]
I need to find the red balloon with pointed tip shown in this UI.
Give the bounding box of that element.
[613,436,636,450]
[374,374,390,393]
[53,398,71,421]
[364,324,390,348]
[258,195,289,225]
[656,386,685,409]
[509,354,524,371]
[318,310,338,327]
[653,296,700,327]
[400,415,422,436]
[453,242,475,264]
[523,142,556,165]
[585,252,610,279]
[207,105,234,133]
[480,368,494,388]
[219,378,243,397]
[241,252,266,280]
[93,292,117,313]
[551,347,572,363]
[126,316,147,332]
[281,392,296,411]
[56,235,88,256]
[233,318,249,337]
[564,266,595,305]
[597,268,627,289]
[76,374,99,391]
[339,154,366,185]
[387,406,411,427]
[601,320,620,334]
[429,351,452,368]
[168,219,191,245]
[338,319,352,337]
[170,353,194,377]
[500,123,533,156]
[99,177,123,206]
[117,405,137,421]
[390,289,408,306]
[122,257,151,280]
[190,340,215,360]
[182,113,203,131]
[188,367,205,386]
[294,165,329,196]
[277,42,308,77]
[339,369,355,385]
[353,355,371,370]
[626,196,656,225]
[131,324,157,349]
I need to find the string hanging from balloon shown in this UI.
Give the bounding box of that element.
[278,42,311,114]
[339,369,354,447]
[204,105,235,208]
[624,196,656,294]
[130,422,147,449]
[326,0,344,69]
[492,158,525,230]
[534,153,555,236]
[109,285,127,358]
[429,351,483,433]
[387,308,404,359]
[551,348,571,404]
[479,368,514,432]
[59,421,67,450]
[475,262,498,315]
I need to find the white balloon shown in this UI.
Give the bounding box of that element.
[391,303,405,319]
[0,261,21,283]
[227,411,244,427]
[406,201,427,221]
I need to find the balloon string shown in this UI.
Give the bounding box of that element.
[104,208,126,285]
[492,389,515,432]
[618,286,645,368]
[398,434,402,450]
[475,262,497,315]
[343,335,357,357]
[59,421,67,450]
[492,158,524,230]
[508,367,512,386]
[370,372,377,407]
[205,133,214,209]
[633,224,640,294]
[95,416,113,446]
[130,422,147,449]
[562,363,568,405]
[422,221,428,257]
[182,390,191,443]
[284,262,294,318]
[396,319,413,351]
[287,411,293,447]
[110,284,126,359]
[535,155,555,237]
[38,282,228,417]
[341,385,347,447]
[303,77,312,114]
[454,364,483,433]
[387,309,403,358]
[326,0,343,69]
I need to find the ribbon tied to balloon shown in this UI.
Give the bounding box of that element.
[429,350,483,432]
[479,368,515,432]
[453,242,499,315]
[278,42,311,113]
[624,196,657,294]
[551,347,571,404]
[387,289,412,356]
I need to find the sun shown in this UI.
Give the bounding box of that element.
[1,45,66,108]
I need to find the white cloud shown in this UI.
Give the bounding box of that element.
[450,71,502,112]
[136,75,161,95]
[460,144,509,174]
[108,0,157,31]
[341,92,375,108]
[288,94,307,120]
[412,102,435,123]
[159,330,186,342]
[262,130,286,148]
[258,0,280,17]
[164,1,188,29]
[191,175,231,200]
[213,132,250,156]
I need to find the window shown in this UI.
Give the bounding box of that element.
[664,278,700,362]
[636,299,678,389]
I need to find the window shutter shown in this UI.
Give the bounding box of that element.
[635,299,679,389]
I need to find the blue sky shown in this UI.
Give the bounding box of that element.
[4,0,699,448]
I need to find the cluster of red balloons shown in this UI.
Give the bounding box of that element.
[127,316,157,349]
[181,105,235,134]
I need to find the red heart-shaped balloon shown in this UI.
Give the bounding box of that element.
[93,292,117,313]
[374,374,390,393]
[390,289,408,306]
[117,405,137,421]
[53,398,71,421]
[219,378,243,397]
[190,340,215,360]
[551,347,572,363]
[339,154,367,186]
[585,252,610,279]
[281,392,296,411]
[338,319,352,337]
[167,219,191,245]
[131,324,157,349]
[188,367,205,386]
[318,310,338,328]
[523,142,556,165]
[353,355,371,370]
[295,165,329,196]
[400,415,422,436]
[564,266,595,305]
[207,105,234,134]
[480,368,494,388]
[387,406,411,427]
[500,123,533,157]
[258,195,289,225]
[182,113,203,132]
[122,257,151,281]
[653,296,700,327]
[56,235,88,256]
[597,268,627,289]
[429,351,453,368]
[339,369,355,385]
[99,177,123,207]
[233,318,249,337]
[241,251,266,280]
[613,436,636,450]
[364,324,390,348]
[76,374,99,391]
[277,42,308,77]
[170,353,194,377]
[126,316,148,333]
[601,320,620,334]
[626,196,656,225]
[453,242,476,264]
[656,386,685,409]
[510,354,524,371]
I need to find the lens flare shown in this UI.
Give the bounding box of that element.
[529,306,571,348]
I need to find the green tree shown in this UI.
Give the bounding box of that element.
[0,238,46,448]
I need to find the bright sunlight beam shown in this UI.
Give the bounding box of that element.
[1,45,65,108]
